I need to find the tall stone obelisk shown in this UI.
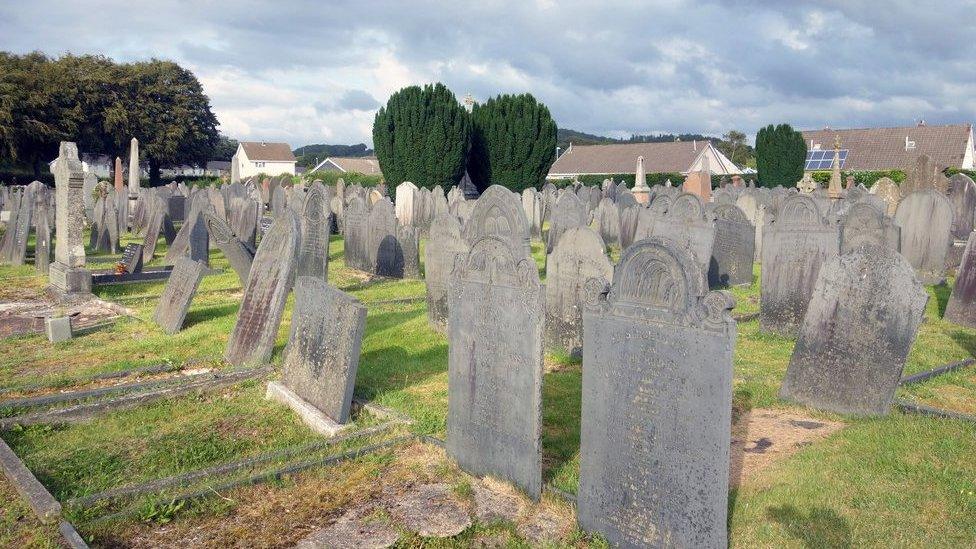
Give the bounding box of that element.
[49,142,91,297]
[632,155,651,205]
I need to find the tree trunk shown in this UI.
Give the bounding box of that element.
[149,159,160,187]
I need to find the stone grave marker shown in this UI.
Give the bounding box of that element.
[343,196,371,271]
[296,183,331,280]
[274,276,367,430]
[395,181,418,227]
[224,211,300,367]
[894,189,953,285]
[120,243,144,274]
[635,193,715,273]
[579,237,735,549]
[780,245,927,415]
[945,232,976,328]
[708,203,755,287]
[544,226,612,356]
[839,201,900,254]
[761,194,840,336]
[447,235,544,499]
[398,224,421,279]
[948,173,976,239]
[204,211,253,285]
[547,190,589,254]
[593,197,619,246]
[48,143,91,295]
[462,185,531,258]
[153,257,206,334]
[424,213,468,332]
[368,198,402,277]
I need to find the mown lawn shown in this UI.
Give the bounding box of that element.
[0,227,974,547]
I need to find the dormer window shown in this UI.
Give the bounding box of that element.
[905,136,916,151]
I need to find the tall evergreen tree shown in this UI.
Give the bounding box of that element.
[467,93,558,192]
[372,83,470,189]
[755,123,807,188]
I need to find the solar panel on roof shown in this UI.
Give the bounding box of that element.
[804,149,848,171]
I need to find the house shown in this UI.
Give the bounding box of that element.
[48,154,116,179]
[310,156,383,176]
[546,140,741,180]
[800,123,975,171]
[232,141,297,180]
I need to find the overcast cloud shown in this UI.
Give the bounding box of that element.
[2,0,975,149]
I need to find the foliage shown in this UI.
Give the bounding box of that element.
[211,136,238,161]
[809,169,906,187]
[755,123,806,188]
[302,170,383,187]
[293,143,373,169]
[0,51,220,184]
[372,83,470,189]
[467,93,557,192]
[716,130,754,167]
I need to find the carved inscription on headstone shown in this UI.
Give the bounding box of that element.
[153,257,206,334]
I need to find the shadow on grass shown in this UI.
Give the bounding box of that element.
[183,302,241,329]
[356,307,447,400]
[949,329,976,357]
[766,504,852,548]
[933,283,952,318]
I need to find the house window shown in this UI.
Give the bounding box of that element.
[254,161,266,167]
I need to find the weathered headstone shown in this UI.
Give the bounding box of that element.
[592,197,619,246]
[343,196,371,271]
[278,276,367,426]
[224,212,300,367]
[398,224,420,279]
[544,227,612,356]
[945,232,976,328]
[447,235,544,499]
[153,257,206,334]
[635,193,715,273]
[48,142,91,295]
[296,183,331,280]
[870,177,900,217]
[204,211,253,285]
[462,185,531,258]
[578,237,735,549]
[839,201,900,254]
[708,204,755,287]
[780,245,927,415]
[120,243,144,274]
[546,190,589,254]
[948,173,976,239]
[368,199,402,277]
[760,194,840,336]
[424,213,468,332]
[894,189,953,285]
[395,181,418,227]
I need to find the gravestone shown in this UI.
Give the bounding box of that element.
[395,181,418,227]
[618,204,640,251]
[948,173,976,239]
[141,193,166,263]
[343,196,371,271]
[894,189,953,285]
[708,204,755,287]
[279,276,367,425]
[10,184,34,265]
[546,190,589,253]
[544,227,612,356]
[204,211,253,285]
[163,193,210,266]
[462,185,531,258]
[900,154,939,197]
[368,199,402,277]
[398,224,421,279]
[521,188,543,239]
[945,232,976,328]
[424,213,468,332]
[120,243,144,274]
[48,142,91,295]
[592,197,619,246]
[869,177,901,217]
[296,183,331,280]
[839,201,900,254]
[224,211,300,367]
[447,235,544,499]
[780,245,927,415]
[761,194,840,336]
[635,193,715,273]
[578,237,735,549]
[153,257,206,334]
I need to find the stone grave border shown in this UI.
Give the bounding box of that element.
[90,265,174,286]
[899,358,975,385]
[0,361,182,397]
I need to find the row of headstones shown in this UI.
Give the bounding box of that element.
[0,181,54,271]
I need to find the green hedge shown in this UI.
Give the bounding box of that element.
[302,170,384,187]
[808,170,905,188]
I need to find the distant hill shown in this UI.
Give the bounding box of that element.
[293,143,374,168]
[557,128,716,150]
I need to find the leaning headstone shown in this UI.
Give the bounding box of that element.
[48,143,91,296]
[224,212,300,367]
[272,276,367,432]
[780,245,927,415]
[947,173,976,239]
[447,235,544,499]
[204,212,253,285]
[944,232,976,328]
[424,213,468,332]
[544,227,612,356]
[120,243,144,274]
[760,194,840,336]
[708,204,755,287]
[163,193,209,266]
[9,185,34,265]
[617,204,640,251]
[578,237,735,549]
[870,177,900,216]
[894,189,953,285]
[153,257,206,334]
[839,201,900,254]
[141,193,165,263]
[296,184,331,280]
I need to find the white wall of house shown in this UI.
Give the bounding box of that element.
[963,129,975,170]
[686,143,742,175]
[235,144,296,178]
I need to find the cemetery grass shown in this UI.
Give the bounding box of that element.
[0,230,974,546]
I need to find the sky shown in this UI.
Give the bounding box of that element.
[2,1,976,150]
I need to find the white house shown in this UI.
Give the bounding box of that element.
[232,142,296,180]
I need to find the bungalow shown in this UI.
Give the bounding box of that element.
[310,156,383,176]
[547,140,741,180]
[232,141,296,180]
[800,123,975,171]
